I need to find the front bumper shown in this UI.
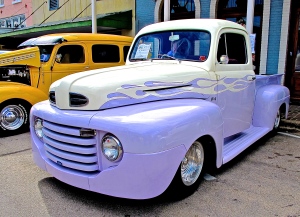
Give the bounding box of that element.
[31,132,186,199]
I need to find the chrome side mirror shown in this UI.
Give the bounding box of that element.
[220,55,229,64]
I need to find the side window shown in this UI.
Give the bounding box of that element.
[123,46,130,62]
[92,45,120,63]
[217,33,247,64]
[56,45,85,64]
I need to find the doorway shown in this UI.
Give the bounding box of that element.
[286,0,300,101]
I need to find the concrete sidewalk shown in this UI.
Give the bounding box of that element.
[280,103,300,134]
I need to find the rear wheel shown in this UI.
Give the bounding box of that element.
[273,110,281,131]
[0,100,30,137]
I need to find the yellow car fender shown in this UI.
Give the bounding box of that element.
[0,82,48,105]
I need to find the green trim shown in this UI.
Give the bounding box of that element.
[0,10,132,38]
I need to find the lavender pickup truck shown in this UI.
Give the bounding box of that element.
[30,19,290,199]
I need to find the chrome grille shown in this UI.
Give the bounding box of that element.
[42,120,99,173]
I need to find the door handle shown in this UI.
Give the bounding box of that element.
[84,66,89,69]
[247,75,256,81]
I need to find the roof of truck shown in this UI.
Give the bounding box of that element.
[137,19,246,36]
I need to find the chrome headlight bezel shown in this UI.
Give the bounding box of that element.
[101,134,123,162]
[34,118,43,140]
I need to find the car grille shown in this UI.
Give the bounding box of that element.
[42,120,99,173]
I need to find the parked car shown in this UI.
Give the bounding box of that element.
[0,33,133,136]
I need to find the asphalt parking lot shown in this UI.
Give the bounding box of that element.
[0,132,299,217]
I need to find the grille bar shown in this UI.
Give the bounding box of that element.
[44,136,97,155]
[46,152,99,172]
[43,128,96,146]
[43,121,81,137]
[44,143,97,164]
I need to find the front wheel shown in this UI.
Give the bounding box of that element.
[0,100,30,137]
[165,141,205,199]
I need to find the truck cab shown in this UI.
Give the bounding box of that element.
[30,19,290,199]
[0,33,133,136]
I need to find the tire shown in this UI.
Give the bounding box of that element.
[272,109,281,133]
[0,100,30,137]
[165,140,206,200]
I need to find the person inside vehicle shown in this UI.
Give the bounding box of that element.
[167,38,191,59]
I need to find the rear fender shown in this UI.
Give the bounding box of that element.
[253,85,290,129]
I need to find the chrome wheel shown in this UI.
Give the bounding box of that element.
[0,104,26,130]
[181,141,204,186]
[274,110,281,130]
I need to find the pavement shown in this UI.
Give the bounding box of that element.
[280,102,300,134]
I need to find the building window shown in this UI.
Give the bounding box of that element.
[161,0,195,21]
[49,0,59,11]
[92,45,120,63]
[0,0,4,7]
[12,0,22,4]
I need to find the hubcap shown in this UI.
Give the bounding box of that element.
[274,110,281,129]
[181,141,204,186]
[0,105,25,130]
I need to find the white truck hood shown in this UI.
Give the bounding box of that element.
[50,61,212,110]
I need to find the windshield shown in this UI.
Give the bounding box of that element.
[38,45,54,62]
[129,30,211,62]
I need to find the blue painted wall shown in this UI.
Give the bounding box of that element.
[135,0,156,34]
[266,0,283,74]
[200,0,210,18]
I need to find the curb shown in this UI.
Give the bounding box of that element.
[281,119,300,128]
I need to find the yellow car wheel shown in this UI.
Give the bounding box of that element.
[0,100,30,137]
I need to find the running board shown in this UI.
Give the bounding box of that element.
[222,126,270,164]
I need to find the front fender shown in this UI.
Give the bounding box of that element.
[0,82,48,105]
[253,84,290,129]
[90,98,224,167]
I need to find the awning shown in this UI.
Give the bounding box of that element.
[0,10,132,39]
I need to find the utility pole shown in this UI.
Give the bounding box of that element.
[91,0,97,33]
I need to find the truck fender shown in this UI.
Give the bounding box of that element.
[252,84,290,129]
[90,99,225,169]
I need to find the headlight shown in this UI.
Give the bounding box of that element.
[101,134,123,162]
[34,118,43,139]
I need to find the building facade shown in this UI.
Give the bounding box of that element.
[0,0,33,34]
[0,0,135,48]
[136,0,300,101]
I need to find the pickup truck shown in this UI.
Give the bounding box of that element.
[30,19,290,200]
[0,33,132,136]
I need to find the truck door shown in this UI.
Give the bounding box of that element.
[50,43,90,83]
[214,31,256,138]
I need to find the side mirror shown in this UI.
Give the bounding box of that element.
[220,55,229,64]
[55,54,62,63]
